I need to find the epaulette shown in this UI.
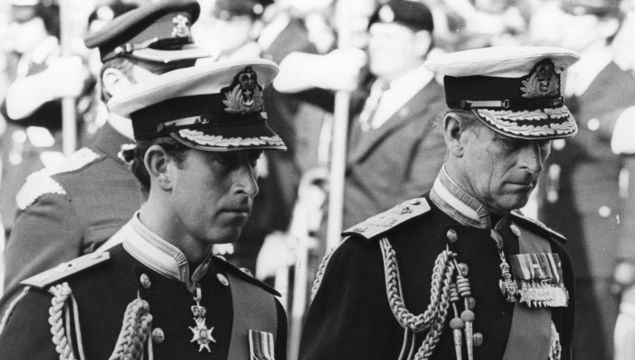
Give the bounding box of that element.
[21,251,110,289]
[343,197,431,240]
[510,210,567,243]
[212,255,280,297]
[15,147,101,210]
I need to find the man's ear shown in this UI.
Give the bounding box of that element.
[144,144,173,191]
[413,30,432,58]
[599,17,620,40]
[102,67,132,98]
[443,113,466,157]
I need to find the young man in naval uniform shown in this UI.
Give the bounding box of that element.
[1,0,209,316]
[300,47,579,360]
[0,59,288,359]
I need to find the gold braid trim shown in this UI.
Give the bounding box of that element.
[48,282,77,360]
[379,237,457,360]
[108,298,153,360]
[310,246,339,302]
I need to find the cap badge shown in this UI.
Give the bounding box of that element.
[378,5,395,23]
[222,67,264,114]
[172,14,191,38]
[521,60,560,98]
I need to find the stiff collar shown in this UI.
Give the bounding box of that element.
[430,166,491,229]
[122,212,214,292]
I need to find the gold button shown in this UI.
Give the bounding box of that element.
[409,199,421,205]
[458,263,469,276]
[152,328,165,343]
[140,273,151,289]
[473,332,484,347]
[446,229,458,243]
[598,206,611,218]
[217,273,229,286]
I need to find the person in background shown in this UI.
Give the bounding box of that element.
[531,1,635,359]
[0,0,91,235]
[0,0,208,309]
[274,0,446,230]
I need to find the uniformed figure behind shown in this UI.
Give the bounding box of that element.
[300,46,580,360]
[0,59,288,360]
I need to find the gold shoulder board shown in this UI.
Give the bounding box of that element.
[344,197,431,240]
[21,252,110,289]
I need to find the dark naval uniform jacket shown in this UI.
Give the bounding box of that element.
[300,168,574,360]
[0,214,287,360]
[1,122,142,314]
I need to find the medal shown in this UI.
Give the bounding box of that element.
[188,286,217,352]
[490,229,518,302]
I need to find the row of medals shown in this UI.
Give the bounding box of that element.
[494,228,569,308]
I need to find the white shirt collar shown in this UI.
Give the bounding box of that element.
[370,64,434,129]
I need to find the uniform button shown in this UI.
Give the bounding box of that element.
[140,273,151,289]
[240,267,253,276]
[458,263,469,276]
[552,139,566,151]
[409,199,421,205]
[217,273,229,286]
[473,332,484,347]
[587,118,600,131]
[509,223,521,237]
[598,206,611,218]
[152,328,165,343]
[446,229,459,244]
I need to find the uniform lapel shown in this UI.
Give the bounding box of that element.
[347,80,443,164]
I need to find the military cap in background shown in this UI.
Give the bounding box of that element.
[86,1,138,30]
[109,58,287,151]
[368,0,434,31]
[560,0,621,16]
[425,46,580,140]
[84,0,209,63]
[212,0,272,20]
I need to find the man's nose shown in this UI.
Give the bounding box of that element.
[234,162,259,197]
[519,143,545,174]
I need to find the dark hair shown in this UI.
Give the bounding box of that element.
[100,58,196,102]
[121,136,190,194]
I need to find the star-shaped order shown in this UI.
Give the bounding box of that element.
[189,317,217,352]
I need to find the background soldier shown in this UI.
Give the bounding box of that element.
[0,0,208,314]
[300,46,579,360]
[0,58,288,360]
[531,1,635,359]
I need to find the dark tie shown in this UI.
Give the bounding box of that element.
[359,80,389,131]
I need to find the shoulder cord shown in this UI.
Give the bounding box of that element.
[310,247,337,302]
[49,282,87,360]
[379,237,457,360]
[108,297,154,360]
[0,286,30,334]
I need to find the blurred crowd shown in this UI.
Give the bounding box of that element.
[1,0,635,359]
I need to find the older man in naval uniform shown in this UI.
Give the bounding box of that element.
[300,46,579,360]
[0,59,288,359]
